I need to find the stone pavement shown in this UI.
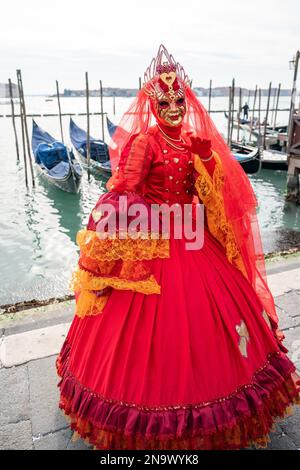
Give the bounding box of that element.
[0,256,299,450]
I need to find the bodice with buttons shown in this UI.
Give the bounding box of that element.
[141,128,196,206]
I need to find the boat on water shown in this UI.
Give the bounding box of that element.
[231,139,287,171]
[106,116,118,138]
[69,118,111,178]
[261,149,288,171]
[31,120,83,193]
[230,142,261,174]
[224,111,286,147]
[224,112,287,133]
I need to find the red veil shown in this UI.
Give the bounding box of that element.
[107,47,282,342]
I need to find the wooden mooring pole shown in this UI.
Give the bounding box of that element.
[85,72,91,175]
[113,94,116,116]
[258,88,262,148]
[229,79,235,146]
[263,81,272,149]
[208,79,212,114]
[99,79,105,141]
[237,87,242,142]
[8,78,20,161]
[273,83,281,130]
[249,85,258,143]
[287,51,300,152]
[17,74,28,187]
[17,69,35,187]
[247,89,251,105]
[56,80,64,142]
[270,86,277,127]
[227,86,232,145]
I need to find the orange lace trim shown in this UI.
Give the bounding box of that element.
[75,290,110,318]
[71,268,161,318]
[194,151,247,278]
[77,229,170,262]
[71,267,161,295]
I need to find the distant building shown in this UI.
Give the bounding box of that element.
[60,86,292,99]
[62,87,139,98]
[0,82,19,98]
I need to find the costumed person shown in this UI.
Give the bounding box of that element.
[56,45,300,450]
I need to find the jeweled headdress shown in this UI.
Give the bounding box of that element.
[143,44,191,101]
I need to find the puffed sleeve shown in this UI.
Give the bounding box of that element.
[106,133,154,194]
[71,133,170,320]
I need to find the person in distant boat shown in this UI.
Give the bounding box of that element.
[241,102,250,119]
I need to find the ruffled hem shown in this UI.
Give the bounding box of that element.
[56,340,300,450]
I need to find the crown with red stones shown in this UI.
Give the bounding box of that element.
[143,45,191,99]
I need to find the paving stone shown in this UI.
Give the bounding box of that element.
[66,433,93,450]
[267,431,298,450]
[280,405,300,447]
[28,355,66,436]
[268,270,294,297]
[281,326,300,371]
[0,365,30,426]
[0,323,69,367]
[275,291,300,318]
[33,427,71,450]
[0,420,32,450]
[275,304,299,330]
[33,427,93,450]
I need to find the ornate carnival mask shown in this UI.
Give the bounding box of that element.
[143,45,191,127]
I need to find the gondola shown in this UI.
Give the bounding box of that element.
[230,142,261,174]
[69,118,111,178]
[106,116,118,138]
[261,149,288,171]
[31,120,82,193]
[224,111,286,147]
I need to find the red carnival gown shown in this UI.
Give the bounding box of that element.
[56,126,300,450]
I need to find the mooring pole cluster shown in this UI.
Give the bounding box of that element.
[8,78,19,162]
[16,69,35,188]
[56,80,64,143]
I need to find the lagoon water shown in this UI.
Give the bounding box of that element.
[0,95,300,305]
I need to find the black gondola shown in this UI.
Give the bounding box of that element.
[231,142,261,174]
[106,116,118,138]
[31,120,82,193]
[69,118,111,178]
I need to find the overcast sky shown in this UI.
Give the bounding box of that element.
[1,0,299,94]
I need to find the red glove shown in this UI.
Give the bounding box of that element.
[183,136,212,158]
